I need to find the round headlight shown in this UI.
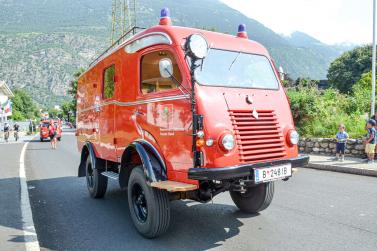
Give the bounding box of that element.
[289,130,299,145]
[221,134,235,151]
[185,34,209,59]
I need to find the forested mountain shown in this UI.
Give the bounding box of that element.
[0,0,352,106]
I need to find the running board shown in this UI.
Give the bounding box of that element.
[101,171,119,180]
[151,181,198,192]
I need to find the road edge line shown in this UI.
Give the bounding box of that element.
[19,140,41,251]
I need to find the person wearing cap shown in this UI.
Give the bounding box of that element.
[364,119,377,163]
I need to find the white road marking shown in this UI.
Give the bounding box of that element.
[19,140,41,251]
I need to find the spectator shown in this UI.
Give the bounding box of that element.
[335,124,348,162]
[364,119,376,164]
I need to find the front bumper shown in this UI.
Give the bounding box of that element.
[188,155,309,181]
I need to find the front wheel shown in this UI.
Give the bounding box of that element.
[127,167,170,238]
[230,182,274,214]
[85,154,108,198]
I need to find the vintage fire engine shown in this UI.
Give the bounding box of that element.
[40,119,62,142]
[76,8,309,238]
[39,120,50,142]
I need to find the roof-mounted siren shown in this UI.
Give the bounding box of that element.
[237,24,248,39]
[159,7,172,26]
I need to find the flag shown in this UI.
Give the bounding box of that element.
[3,100,12,116]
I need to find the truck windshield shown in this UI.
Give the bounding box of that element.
[195,49,280,90]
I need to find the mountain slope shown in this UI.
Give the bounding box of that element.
[0,0,346,106]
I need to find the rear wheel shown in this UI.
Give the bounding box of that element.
[57,137,61,141]
[85,154,107,198]
[230,182,274,214]
[40,138,43,142]
[128,167,170,238]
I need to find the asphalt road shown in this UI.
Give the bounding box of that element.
[4,129,377,250]
[0,142,26,251]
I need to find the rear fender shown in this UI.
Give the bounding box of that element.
[78,142,101,177]
[119,140,167,189]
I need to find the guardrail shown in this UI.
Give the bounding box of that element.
[89,26,146,67]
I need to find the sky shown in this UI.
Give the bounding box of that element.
[220,0,372,45]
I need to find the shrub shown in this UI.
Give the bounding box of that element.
[287,86,368,139]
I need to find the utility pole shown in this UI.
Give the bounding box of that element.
[111,0,137,45]
[372,0,376,116]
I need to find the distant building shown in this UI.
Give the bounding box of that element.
[0,81,14,122]
[318,80,329,89]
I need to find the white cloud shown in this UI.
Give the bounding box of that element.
[220,0,372,45]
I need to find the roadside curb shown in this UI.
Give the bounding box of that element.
[304,163,377,178]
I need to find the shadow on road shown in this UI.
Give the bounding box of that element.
[25,176,254,251]
[0,177,32,248]
[23,139,43,143]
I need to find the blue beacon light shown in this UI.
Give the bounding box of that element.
[237,24,248,38]
[159,8,172,25]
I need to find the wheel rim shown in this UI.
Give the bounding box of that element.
[131,183,148,223]
[86,161,94,188]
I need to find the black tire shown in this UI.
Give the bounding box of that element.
[128,167,170,238]
[57,137,61,141]
[230,182,274,214]
[40,138,43,142]
[85,154,108,198]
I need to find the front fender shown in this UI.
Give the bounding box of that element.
[119,140,167,188]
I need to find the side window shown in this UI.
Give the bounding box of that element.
[103,65,115,99]
[141,50,182,94]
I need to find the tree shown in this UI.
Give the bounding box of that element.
[48,107,62,118]
[327,45,372,93]
[346,71,373,114]
[61,101,75,122]
[68,68,85,110]
[294,77,319,88]
[10,89,39,121]
[62,68,85,123]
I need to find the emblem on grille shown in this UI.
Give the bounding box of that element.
[252,108,259,119]
[245,95,253,104]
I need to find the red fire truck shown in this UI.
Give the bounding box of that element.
[39,119,62,142]
[39,120,50,142]
[76,8,309,238]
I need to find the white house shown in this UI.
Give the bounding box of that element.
[0,80,14,122]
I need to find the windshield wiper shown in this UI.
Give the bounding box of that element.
[228,51,241,71]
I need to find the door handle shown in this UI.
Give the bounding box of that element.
[94,104,101,112]
[134,108,145,116]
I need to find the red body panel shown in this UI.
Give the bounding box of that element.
[76,25,298,185]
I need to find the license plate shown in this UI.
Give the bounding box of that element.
[254,164,292,183]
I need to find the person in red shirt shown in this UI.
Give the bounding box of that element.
[49,120,57,149]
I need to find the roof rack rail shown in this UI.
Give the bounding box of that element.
[89,26,146,67]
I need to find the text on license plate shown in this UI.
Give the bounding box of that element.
[254,164,292,183]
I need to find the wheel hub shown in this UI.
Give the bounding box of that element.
[86,163,94,188]
[132,183,148,223]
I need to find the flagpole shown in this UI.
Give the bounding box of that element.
[372,0,377,116]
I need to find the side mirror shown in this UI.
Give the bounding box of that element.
[185,34,209,60]
[278,66,285,81]
[159,58,173,78]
